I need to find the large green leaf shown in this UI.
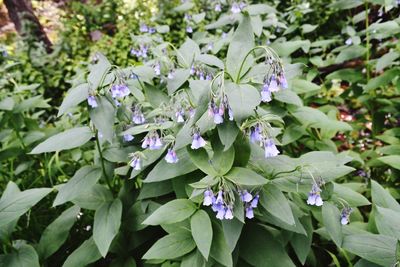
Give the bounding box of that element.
[375,206,400,239]
[0,244,40,267]
[144,148,197,182]
[58,83,89,116]
[322,202,343,247]
[53,166,102,206]
[377,155,400,170]
[270,40,310,57]
[62,237,101,267]
[260,184,295,225]
[178,38,200,67]
[37,205,80,259]
[217,121,240,150]
[221,218,243,252]
[167,69,190,95]
[0,186,52,227]
[72,184,113,210]
[225,167,268,186]
[240,224,295,267]
[142,231,196,260]
[225,83,260,123]
[30,127,93,154]
[90,96,115,142]
[190,210,213,259]
[143,199,196,225]
[93,199,123,257]
[210,222,233,267]
[87,52,111,89]
[371,180,400,212]
[226,15,254,80]
[342,234,397,266]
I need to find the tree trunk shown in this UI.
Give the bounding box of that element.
[4,0,53,53]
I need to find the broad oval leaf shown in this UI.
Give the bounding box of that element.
[260,184,295,225]
[225,167,268,186]
[58,83,89,116]
[62,237,101,267]
[0,244,40,267]
[225,83,260,123]
[142,231,196,260]
[190,210,213,259]
[143,199,196,225]
[322,202,343,247]
[30,127,93,154]
[93,199,123,257]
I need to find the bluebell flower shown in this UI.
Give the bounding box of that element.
[133,108,146,124]
[228,106,234,121]
[345,38,352,46]
[206,74,212,81]
[148,27,156,34]
[141,136,150,148]
[216,205,226,220]
[340,207,352,225]
[215,3,222,12]
[130,156,142,170]
[269,75,279,92]
[140,23,148,33]
[111,84,130,98]
[216,190,224,204]
[222,32,227,39]
[249,125,262,143]
[279,73,288,89]
[307,183,323,206]
[175,109,185,123]
[224,206,234,220]
[87,95,98,108]
[251,194,259,208]
[189,107,196,118]
[190,65,196,75]
[130,73,138,80]
[165,149,179,163]
[261,82,272,102]
[168,71,175,79]
[191,132,206,149]
[186,26,193,33]
[240,190,253,202]
[149,134,163,150]
[207,42,214,51]
[231,2,241,13]
[123,134,134,142]
[203,189,214,206]
[245,206,254,219]
[140,44,148,58]
[154,63,161,75]
[199,72,205,80]
[208,101,223,124]
[264,139,280,158]
[184,13,192,21]
[239,2,246,9]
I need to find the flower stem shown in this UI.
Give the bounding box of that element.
[95,130,113,193]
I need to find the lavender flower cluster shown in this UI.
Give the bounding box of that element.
[248,124,280,158]
[208,95,234,124]
[203,189,259,220]
[261,73,288,103]
[190,64,213,80]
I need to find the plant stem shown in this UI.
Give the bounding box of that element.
[95,131,113,193]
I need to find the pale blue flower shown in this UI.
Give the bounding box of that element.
[251,194,259,208]
[123,134,134,142]
[224,206,234,220]
[245,206,254,219]
[191,132,206,149]
[269,75,279,92]
[203,189,214,206]
[130,156,141,170]
[165,149,179,163]
[240,190,253,202]
[261,83,272,102]
[279,73,288,89]
[307,183,323,206]
[140,23,148,33]
[87,95,98,108]
[264,139,279,158]
[340,207,352,225]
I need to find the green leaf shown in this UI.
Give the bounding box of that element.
[90,96,115,142]
[274,89,303,106]
[138,181,173,200]
[375,206,400,239]
[0,244,40,267]
[290,216,313,265]
[88,52,111,89]
[226,15,254,80]
[178,38,200,67]
[217,121,240,151]
[110,257,137,267]
[322,202,343,247]
[30,127,93,154]
[333,183,370,207]
[62,237,101,267]
[377,155,400,170]
[190,210,213,259]
[195,54,224,69]
[0,187,52,227]
[53,166,102,207]
[342,234,397,266]
[58,83,89,116]
[371,180,400,212]
[260,184,295,225]
[0,97,14,110]
[181,250,207,267]
[240,224,295,267]
[270,40,310,57]
[142,231,196,260]
[364,68,400,93]
[167,69,190,95]
[290,79,321,94]
[144,148,197,182]
[225,83,260,123]
[210,222,233,267]
[225,167,268,186]
[221,218,243,252]
[335,45,366,64]
[143,199,196,225]
[93,199,123,257]
[376,51,399,71]
[72,184,113,210]
[187,148,219,176]
[211,136,235,175]
[37,205,80,259]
